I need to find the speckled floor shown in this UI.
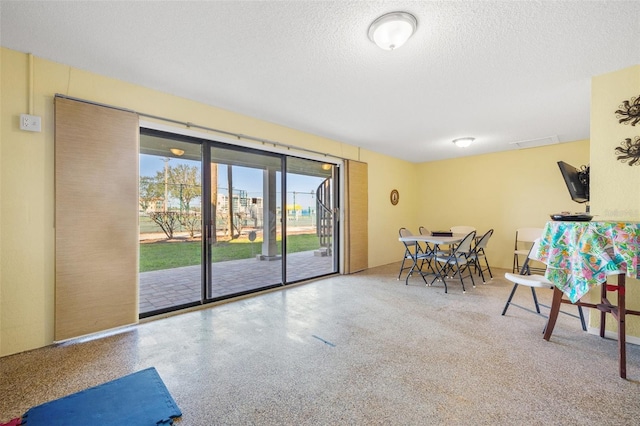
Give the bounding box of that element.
[1,263,639,425]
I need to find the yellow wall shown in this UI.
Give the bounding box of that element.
[1,50,57,357]
[0,48,416,355]
[590,65,640,337]
[591,66,640,220]
[416,141,590,270]
[358,149,419,268]
[2,47,639,355]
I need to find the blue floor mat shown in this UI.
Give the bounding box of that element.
[22,367,181,425]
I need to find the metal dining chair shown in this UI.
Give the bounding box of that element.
[468,229,494,283]
[448,226,476,252]
[431,231,476,293]
[418,226,435,254]
[398,228,434,281]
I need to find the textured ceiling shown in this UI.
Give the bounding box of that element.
[2,1,639,162]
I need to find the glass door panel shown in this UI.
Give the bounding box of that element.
[140,129,340,318]
[285,158,337,282]
[206,145,283,300]
[139,132,203,317]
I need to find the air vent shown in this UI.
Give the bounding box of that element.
[508,135,559,149]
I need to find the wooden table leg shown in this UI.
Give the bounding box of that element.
[545,274,628,379]
[618,274,626,379]
[598,274,627,379]
[543,286,564,341]
[600,283,607,338]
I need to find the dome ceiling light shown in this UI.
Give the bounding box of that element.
[452,137,475,148]
[368,12,417,51]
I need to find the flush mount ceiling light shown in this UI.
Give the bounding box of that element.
[452,137,475,148]
[368,11,417,50]
[170,148,185,156]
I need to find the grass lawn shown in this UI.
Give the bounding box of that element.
[140,234,321,272]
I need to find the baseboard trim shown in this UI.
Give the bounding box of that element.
[587,327,640,346]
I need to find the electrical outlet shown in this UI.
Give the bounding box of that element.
[20,114,42,132]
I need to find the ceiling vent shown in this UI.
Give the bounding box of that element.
[508,135,559,149]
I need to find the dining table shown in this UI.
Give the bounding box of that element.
[398,233,465,286]
[535,220,640,378]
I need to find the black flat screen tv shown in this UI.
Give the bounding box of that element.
[557,161,589,204]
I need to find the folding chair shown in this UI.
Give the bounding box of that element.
[418,226,431,236]
[468,229,494,283]
[503,238,586,331]
[431,231,476,293]
[398,228,434,282]
[512,227,544,273]
[418,226,435,255]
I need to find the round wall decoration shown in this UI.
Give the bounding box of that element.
[615,94,640,126]
[614,136,640,166]
[390,189,399,205]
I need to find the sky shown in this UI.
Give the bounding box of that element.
[140,154,325,209]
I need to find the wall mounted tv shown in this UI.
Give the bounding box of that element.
[557,161,589,204]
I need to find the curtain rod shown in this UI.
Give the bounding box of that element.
[54,93,344,160]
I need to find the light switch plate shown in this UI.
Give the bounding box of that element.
[20,114,42,132]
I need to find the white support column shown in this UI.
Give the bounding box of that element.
[258,167,280,260]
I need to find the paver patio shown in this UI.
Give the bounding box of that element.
[139,250,334,314]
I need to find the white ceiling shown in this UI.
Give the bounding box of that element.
[2,1,639,162]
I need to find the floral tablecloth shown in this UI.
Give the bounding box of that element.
[536,221,640,303]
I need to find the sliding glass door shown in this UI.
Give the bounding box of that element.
[139,129,339,317]
[205,145,284,300]
[139,131,203,315]
[285,158,337,282]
